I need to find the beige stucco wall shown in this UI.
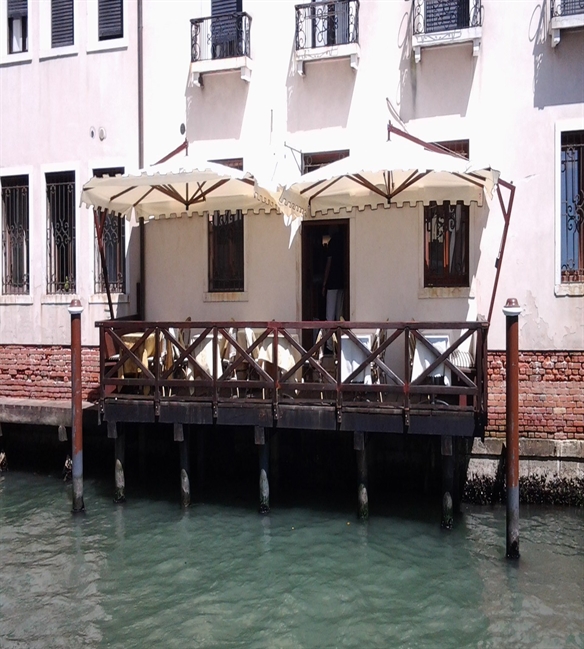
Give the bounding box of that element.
[1,0,582,351]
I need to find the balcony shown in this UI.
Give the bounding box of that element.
[412,0,483,63]
[550,0,584,47]
[295,0,360,76]
[190,12,252,85]
[97,319,488,437]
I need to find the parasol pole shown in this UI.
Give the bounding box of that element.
[93,208,115,320]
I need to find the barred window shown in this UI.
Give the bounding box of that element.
[46,171,76,294]
[208,210,244,292]
[560,130,584,283]
[8,0,28,53]
[1,175,29,295]
[424,201,469,287]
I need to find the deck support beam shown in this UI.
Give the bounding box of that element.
[441,435,454,529]
[255,426,270,514]
[114,428,126,504]
[354,431,369,520]
[175,424,191,507]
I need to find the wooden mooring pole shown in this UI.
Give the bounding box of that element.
[441,435,454,529]
[503,297,521,559]
[354,431,368,520]
[175,423,191,508]
[68,299,84,513]
[255,426,270,514]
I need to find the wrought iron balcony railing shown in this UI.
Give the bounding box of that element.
[295,0,359,50]
[413,0,483,35]
[190,12,251,63]
[551,0,584,17]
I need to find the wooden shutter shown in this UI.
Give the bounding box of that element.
[51,0,74,47]
[7,0,27,18]
[211,0,242,16]
[99,0,123,40]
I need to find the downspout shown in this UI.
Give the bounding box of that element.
[137,0,146,319]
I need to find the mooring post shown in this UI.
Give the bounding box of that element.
[68,299,84,513]
[441,435,454,529]
[503,297,521,559]
[175,423,190,508]
[114,428,126,504]
[255,426,270,514]
[354,431,369,520]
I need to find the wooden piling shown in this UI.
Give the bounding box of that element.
[255,426,270,514]
[69,299,84,513]
[178,424,190,508]
[503,298,521,559]
[354,431,368,520]
[114,428,126,504]
[441,435,454,529]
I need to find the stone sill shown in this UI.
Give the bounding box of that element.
[295,42,360,75]
[412,25,481,63]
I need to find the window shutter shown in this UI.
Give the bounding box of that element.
[51,0,74,47]
[7,0,27,18]
[99,0,123,40]
[211,0,242,16]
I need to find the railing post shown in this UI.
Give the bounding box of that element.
[503,297,521,559]
[68,298,84,513]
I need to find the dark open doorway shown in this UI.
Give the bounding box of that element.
[301,219,350,347]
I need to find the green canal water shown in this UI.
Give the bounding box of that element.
[0,471,582,649]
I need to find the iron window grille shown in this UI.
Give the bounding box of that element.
[413,0,483,35]
[98,0,123,41]
[560,131,584,283]
[191,12,252,62]
[295,0,359,50]
[46,171,76,294]
[208,210,244,292]
[551,0,584,17]
[7,0,27,53]
[51,0,74,48]
[424,201,469,287]
[93,168,125,294]
[301,150,350,175]
[1,175,29,295]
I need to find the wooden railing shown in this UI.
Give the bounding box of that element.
[97,320,488,424]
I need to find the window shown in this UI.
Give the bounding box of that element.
[46,171,75,293]
[560,130,584,283]
[424,201,469,287]
[93,167,125,294]
[7,0,27,53]
[1,175,29,294]
[98,0,122,41]
[211,0,242,59]
[210,158,244,171]
[301,149,349,174]
[208,210,244,292]
[52,0,74,48]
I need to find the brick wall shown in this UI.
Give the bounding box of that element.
[0,345,582,440]
[0,345,100,401]
[486,351,584,440]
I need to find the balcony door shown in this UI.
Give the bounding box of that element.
[311,0,351,47]
[301,219,350,347]
[211,0,242,59]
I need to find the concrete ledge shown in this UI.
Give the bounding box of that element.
[0,398,98,427]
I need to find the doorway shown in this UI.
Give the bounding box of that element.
[301,219,350,346]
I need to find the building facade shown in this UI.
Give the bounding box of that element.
[1,1,582,444]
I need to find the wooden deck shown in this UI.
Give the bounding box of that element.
[97,320,489,437]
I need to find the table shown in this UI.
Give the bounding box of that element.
[340,331,374,384]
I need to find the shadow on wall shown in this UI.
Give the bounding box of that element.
[395,8,476,121]
[185,70,249,142]
[531,2,584,109]
[286,54,356,133]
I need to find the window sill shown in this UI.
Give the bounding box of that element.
[41,293,80,305]
[39,46,79,61]
[89,293,130,305]
[555,282,584,297]
[418,286,472,299]
[412,25,482,63]
[190,56,252,86]
[0,294,33,305]
[204,291,248,303]
[86,38,128,54]
[0,51,33,67]
[550,13,584,47]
